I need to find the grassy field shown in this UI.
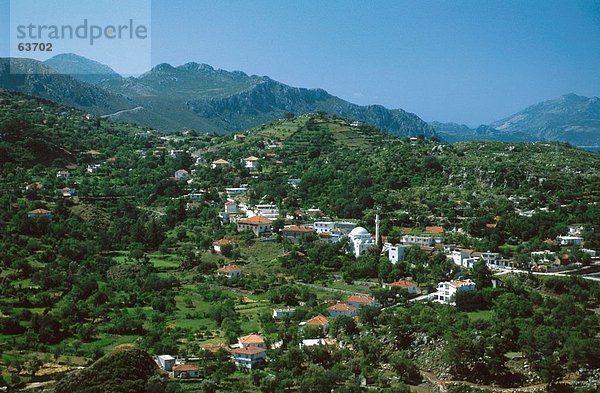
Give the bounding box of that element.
[466,309,496,321]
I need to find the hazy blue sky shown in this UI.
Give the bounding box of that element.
[1,0,600,125]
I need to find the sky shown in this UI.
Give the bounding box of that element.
[1,0,600,126]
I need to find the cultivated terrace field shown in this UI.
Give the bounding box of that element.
[0,89,599,392]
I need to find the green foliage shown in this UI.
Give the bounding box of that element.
[54,346,158,393]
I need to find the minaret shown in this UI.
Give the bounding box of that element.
[375,210,380,247]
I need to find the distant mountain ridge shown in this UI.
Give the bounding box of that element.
[0,55,434,137]
[489,93,600,145]
[0,58,131,113]
[43,53,122,84]
[433,94,600,146]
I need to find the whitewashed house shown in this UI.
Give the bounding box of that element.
[433,279,476,304]
[244,156,260,170]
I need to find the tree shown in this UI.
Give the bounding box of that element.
[221,317,242,344]
[472,260,492,289]
[389,352,420,384]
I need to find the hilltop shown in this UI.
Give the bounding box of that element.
[43,53,122,84]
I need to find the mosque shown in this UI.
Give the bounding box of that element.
[347,214,380,257]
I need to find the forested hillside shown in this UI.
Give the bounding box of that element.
[0,90,599,392]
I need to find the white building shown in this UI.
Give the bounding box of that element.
[582,249,597,258]
[244,156,260,170]
[348,226,376,257]
[174,169,189,180]
[272,308,295,320]
[433,279,477,304]
[388,244,410,264]
[225,186,249,197]
[157,355,176,371]
[481,252,502,267]
[531,250,556,262]
[557,236,584,246]
[313,221,335,234]
[254,204,279,220]
[402,234,435,247]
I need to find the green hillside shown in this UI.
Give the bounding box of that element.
[0,91,599,392]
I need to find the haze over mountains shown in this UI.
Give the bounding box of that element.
[0,54,598,146]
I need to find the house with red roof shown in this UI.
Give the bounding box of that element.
[282,225,315,242]
[346,295,379,309]
[212,239,238,254]
[230,346,267,370]
[301,314,329,334]
[211,159,231,169]
[27,208,52,219]
[386,280,418,294]
[327,303,358,317]
[244,156,260,170]
[238,334,265,349]
[434,279,476,304]
[173,363,199,378]
[237,215,273,237]
[217,265,242,278]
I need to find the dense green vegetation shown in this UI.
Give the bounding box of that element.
[0,90,599,392]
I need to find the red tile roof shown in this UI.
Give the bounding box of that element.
[238,334,264,344]
[425,226,444,234]
[212,159,230,165]
[328,303,357,312]
[449,280,475,288]
[28,208,51,214]
[283,225,314,233]
[218,265,241,273]
[230,346,266,355]
[346,295,376,304]
[305,314,329,326]
[212,239,237,246]
[238,216,273,225]
[390,280,417,288]
[245,156,260,161]
[173,363,198,372]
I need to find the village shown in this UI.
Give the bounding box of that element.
[2,102,599,392]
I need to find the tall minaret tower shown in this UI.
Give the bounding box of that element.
[375,208,380,247]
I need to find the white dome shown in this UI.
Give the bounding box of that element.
[349,226,370,236]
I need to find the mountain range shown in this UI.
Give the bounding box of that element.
[0,54,433,138]
[431,94,600,146]
[0,54,598,146]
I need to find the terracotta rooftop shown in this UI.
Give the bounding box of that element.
[328,303,358,312]
[346,295,376,304]
[238,216,273,225]
[28,208,51,214]
[283,225,314,233]
[173,363,198,372]
[230,346,266,355]
[245,156,260,161]
[218,265,241,273]
[305,314,329,326]
[449,279,475,288]
[390,280,417,288]
[425,226,444,234]
[212,239,237,246]
[238,334,264,344]
[212,159,230,164]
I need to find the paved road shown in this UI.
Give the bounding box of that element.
[495,268,600,282]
